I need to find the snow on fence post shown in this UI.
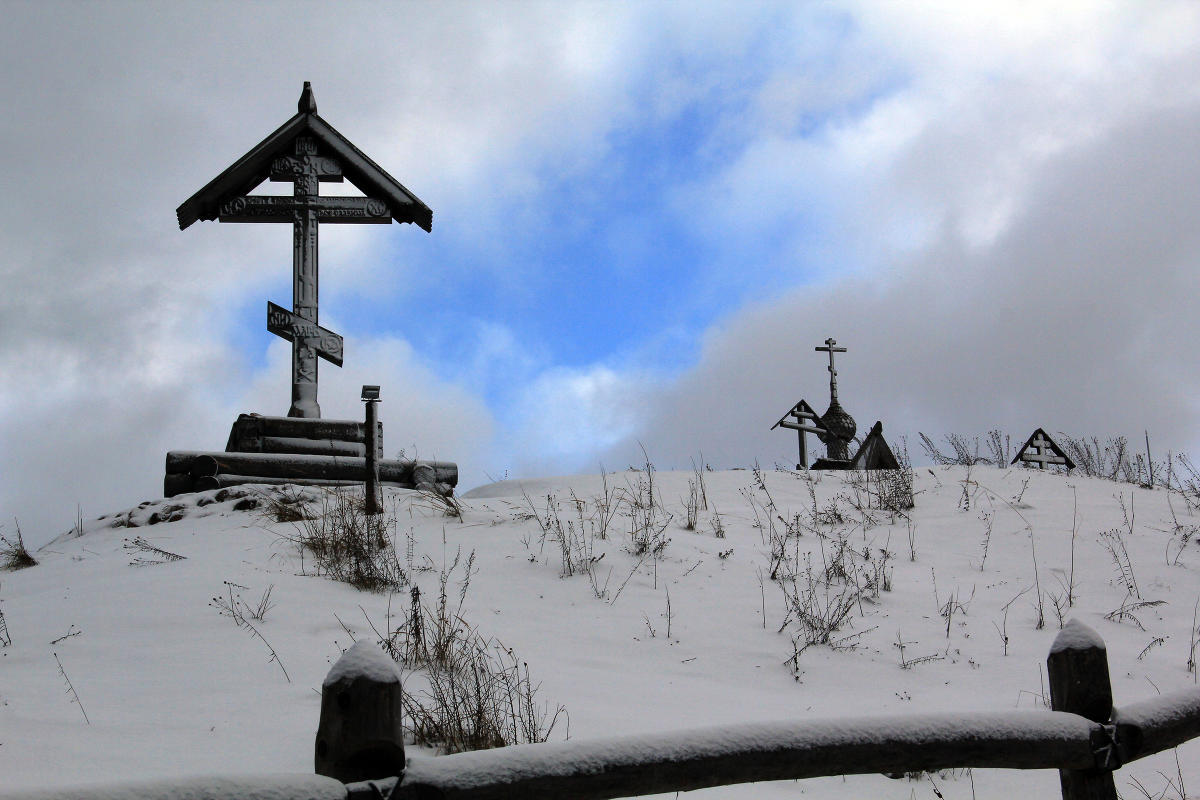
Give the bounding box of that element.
[1047,620,1118,800]
[316,641,406,784]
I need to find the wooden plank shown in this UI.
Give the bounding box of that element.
[260,436,365,457]
[201,475,409,490]
[775,420,825,435]
[269,153,343,183]
[267,302,344,367]
[364,399,382,514]
[236,415,368,443]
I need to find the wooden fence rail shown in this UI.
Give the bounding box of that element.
[396,710,1099,799]
[6,620,1200,800]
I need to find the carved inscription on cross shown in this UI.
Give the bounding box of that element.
[267,301,343,366]
[216,132,393,418]
[814,337,847,403]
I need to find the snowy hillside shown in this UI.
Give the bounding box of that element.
[2,464,1199,799]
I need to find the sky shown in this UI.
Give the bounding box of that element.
[3,0,1199,547]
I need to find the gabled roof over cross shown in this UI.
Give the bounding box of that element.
[772,399,823,433]
[176,83,432,231]
[772,398,825,469]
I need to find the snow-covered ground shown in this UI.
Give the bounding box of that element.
[2,464,1198,799]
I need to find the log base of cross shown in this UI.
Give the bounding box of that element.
[163,411,457,499]
[163,451,457,498]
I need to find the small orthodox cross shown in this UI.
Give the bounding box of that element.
[1025,432,1067,470]
[814,337,847,403]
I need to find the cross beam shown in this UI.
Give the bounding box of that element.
[219,195,393,223]
[267,301,343,367]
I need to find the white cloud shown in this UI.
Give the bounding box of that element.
[502,365,651,475]
[239,334,494,464]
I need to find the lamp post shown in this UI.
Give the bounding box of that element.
[361,385,381,514]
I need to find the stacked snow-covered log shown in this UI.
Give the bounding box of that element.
[163,451,457,497]
[224,414,383,458]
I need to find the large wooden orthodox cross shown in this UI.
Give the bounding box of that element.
[177,82,432,418]
[220,125,376,417]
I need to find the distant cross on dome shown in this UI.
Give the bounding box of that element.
[815,337,847,403]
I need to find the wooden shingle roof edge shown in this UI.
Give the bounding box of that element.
[176,85,432,232]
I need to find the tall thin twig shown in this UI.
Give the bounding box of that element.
[53,652,90,724]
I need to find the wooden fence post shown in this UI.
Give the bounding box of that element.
[1047,620,1118,800]
[316,641,405,783]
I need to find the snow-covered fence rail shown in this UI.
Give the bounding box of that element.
[390,677,1200,800]
[395,712,1098,798]
[6,620,1200,800]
